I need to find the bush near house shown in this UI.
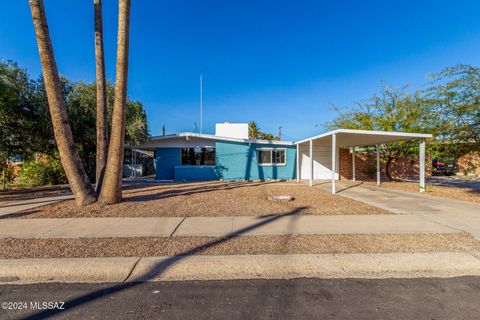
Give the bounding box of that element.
[0,164,15,188]
[16,155,66,188]
[457,151,480,176]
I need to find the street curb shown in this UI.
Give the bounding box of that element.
[1,253,480,285]
[0,257,139,284]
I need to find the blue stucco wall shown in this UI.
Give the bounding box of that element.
[175,166,219,181]
[154,148,180,180]
[155,142,296,181]
[215,142,296,180]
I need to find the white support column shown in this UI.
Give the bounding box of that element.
[352,147,356,182]
[296,144,300,182]
[309,140,313,187]
[332,133,336,194]
[376,145,380,186]
[419,139,426,192]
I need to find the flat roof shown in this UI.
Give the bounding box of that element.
[296,129,432,147]
[138,132,295,148]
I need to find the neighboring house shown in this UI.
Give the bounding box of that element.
[138,123,296,181]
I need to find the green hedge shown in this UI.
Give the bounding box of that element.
[17,157,67,187]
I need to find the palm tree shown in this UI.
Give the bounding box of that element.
[99,0,131,204]
[248,121,261,139]
[94,0,108,193]
[29,0,96,206]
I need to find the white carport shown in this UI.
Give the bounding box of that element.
[295,129,433,194]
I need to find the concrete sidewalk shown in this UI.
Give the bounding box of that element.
[2,252,480,284]
[0,194,74,217]
[0,215,460,239]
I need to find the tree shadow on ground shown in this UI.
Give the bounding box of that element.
[0,185,71,203]
[466,189,480,197]
[334,182,365,193]
[123,180,277,203]
[0,211,37,219]
[25,206,308,319]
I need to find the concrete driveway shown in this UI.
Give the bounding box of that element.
[314,181,480,240]
[402,175,480,190]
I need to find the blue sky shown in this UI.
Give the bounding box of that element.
[1,1,480,140]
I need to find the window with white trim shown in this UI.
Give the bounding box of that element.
[257,149,286,166]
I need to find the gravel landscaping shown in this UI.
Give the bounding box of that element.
[18,181,391,218]
[366,181,480,203]
[0,233,477,258]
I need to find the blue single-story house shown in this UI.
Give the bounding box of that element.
[138,123,296,181]
[136,122,432,193]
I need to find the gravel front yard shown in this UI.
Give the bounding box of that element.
[19,181,391,218]
[367,181,480,203]
[0,233,477,259]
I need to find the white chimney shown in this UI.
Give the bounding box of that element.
[215,123,249,139]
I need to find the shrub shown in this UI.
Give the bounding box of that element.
[1,165,15,188]
[457,151,480,176]
[17,156,67,187]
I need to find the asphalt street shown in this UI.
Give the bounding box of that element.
[1,277,479,319]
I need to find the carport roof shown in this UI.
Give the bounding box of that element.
[295,129,432,148]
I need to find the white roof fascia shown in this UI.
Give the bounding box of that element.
[148,132,295,146]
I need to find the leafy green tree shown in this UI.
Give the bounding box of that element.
[126,100,149,145]
[422,64,480,157]
[61,81,149,179]
[328,85,433,180]
[0,60,149,184]
[0,61,55,161]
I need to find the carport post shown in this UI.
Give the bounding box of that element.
[332,133,336,194]
[352,147,356,182]
[376,145,380,186]
[296,144,300,182]
[419,139,426,192]
[309,139,313,187]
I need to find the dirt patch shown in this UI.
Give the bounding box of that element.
[0,233,477,259]
[18,181,391,218]
[365,181,480,203]
[0,185,71,205]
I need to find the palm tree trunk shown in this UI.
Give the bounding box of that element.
[99,0,131,204]
[94,0,108,193]
[29,0,96,206]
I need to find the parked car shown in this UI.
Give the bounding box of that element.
[432,159,457,176]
